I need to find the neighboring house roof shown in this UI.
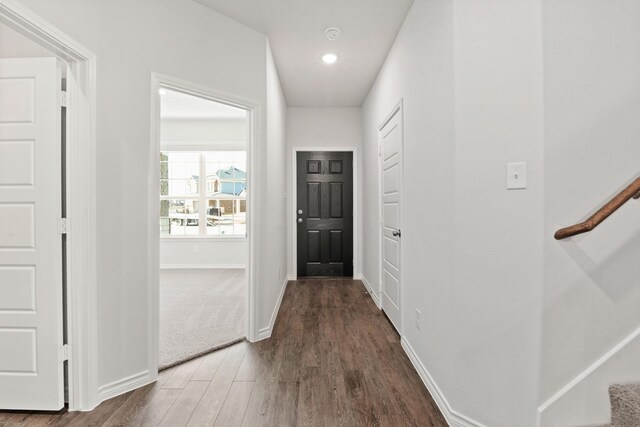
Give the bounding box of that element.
[189,174,218,180]
[215,167,246,180]
[188,167,246,181]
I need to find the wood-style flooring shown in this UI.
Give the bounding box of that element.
[0,279,447,426]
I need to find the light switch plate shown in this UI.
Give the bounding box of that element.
[507,162,526,189]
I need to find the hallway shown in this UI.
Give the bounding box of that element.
[0,279,447,426]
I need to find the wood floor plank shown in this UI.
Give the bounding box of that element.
[0,412,57,426]
[212,381,255,427]
[234,344,262,382]
[240,380,278,427]
[158,381,209,427]
[269,381,299,426]
[51,392,130,427]
[191,346,229,381]
[102,378,168,427]
[186,342,248,426]
[162,357,204,389]
[129,388,182,427]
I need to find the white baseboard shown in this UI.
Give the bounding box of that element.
[160,264,245,269]
[401,337,486,427]
[256,277,289,341]
[96,370,154,405]
[287,274,296,281]
[360,275,381,309]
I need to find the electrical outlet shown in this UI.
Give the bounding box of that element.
[415,309,421,331]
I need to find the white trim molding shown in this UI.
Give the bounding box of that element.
[149,73,261,381]
[291,146,359,278]
[360,275,381,309]
[401,337,486,427]
[256,277,289,341]
[159,264,245,270]
[96,370,151,404]
[0,0,98,411]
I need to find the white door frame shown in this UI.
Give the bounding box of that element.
[291,147,358,278]
[378,100,403,333]
[149,73,260,374]
[0,0,98,411]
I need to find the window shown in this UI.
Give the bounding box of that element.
[160,151,246,237]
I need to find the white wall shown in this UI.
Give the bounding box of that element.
[160,239,246,269]
[160,118,247,268]
[0,22,54,58]
[15,0,282,403]
[452,1,544,425]
[161,118,246,150]
[286,107,363,277]
[363,0,544,425]
[539,1,640,424]
[258,40,288,337]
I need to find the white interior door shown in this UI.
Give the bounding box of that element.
[0,57,64,410]
[379,107,402,333]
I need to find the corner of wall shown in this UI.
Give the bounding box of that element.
[256,277,288,341]
[361,275,381,309]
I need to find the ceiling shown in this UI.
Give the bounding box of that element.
[194,0,414,107]
[160,88,246,119]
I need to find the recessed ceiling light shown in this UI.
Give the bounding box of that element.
[158,88,167,95]
[322,53,338,64]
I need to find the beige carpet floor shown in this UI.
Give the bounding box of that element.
[159,268,245,369]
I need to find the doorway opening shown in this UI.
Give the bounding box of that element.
[150,78,257,371]
[293,149,356,278]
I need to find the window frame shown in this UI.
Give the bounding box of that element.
[160,150,246,239]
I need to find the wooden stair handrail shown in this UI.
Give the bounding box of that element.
[554,177,640,240]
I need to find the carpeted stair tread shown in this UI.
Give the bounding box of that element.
[609,384,640,426]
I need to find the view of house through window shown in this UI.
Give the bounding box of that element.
[160,151,247,236]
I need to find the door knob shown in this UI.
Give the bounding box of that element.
[392,229,401,237]
[298,209,303,214]
[297,218,303,223]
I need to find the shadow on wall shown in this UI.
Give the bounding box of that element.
[560,227,640,304]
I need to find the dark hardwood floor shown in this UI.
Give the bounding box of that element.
[0,279,447,426]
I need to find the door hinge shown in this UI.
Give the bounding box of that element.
[60,91,68,108]
[59,344,70,362]
[58,218,70,235]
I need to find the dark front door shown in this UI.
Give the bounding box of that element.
[297,151,353,277]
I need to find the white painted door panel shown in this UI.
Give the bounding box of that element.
[0,58,63,410]
[379,108,402,332]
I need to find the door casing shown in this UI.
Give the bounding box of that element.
[291,147,358,279]
[0,0,98,411]
[149,73,260,375]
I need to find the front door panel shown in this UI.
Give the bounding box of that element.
[297,152,353,277]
